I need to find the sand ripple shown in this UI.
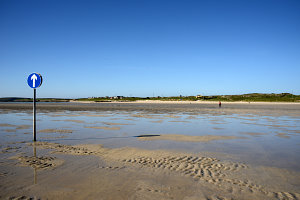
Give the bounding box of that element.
[29,142,300,200]
[11,155,63,170]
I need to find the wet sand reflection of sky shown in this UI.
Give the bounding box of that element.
[0,109,300,171]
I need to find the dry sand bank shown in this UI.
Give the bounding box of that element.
[72,100,300,105]
[5,141,297,200]
[1,102,300,117]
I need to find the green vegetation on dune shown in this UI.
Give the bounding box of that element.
[0,97,70,102]
[76,96,198,102]
[75,93,300,102]
[204,93,300,102]
[0,97,31,102]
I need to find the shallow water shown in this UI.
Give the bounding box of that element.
[1,107,300,171]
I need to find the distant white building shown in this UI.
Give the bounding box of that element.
[112,96,124,99]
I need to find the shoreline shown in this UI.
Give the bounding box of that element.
[1,101,300,114]
[87,100,300,105]
[1,100,300,105]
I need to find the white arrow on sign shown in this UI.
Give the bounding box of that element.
[31,74,37,87]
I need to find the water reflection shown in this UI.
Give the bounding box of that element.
[0,108,300,171]
[33,142,37,185]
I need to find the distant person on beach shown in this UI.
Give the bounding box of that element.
[219,101,221,108]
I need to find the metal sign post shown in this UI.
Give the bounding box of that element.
[33,88,36,141]
[27,73,43,142]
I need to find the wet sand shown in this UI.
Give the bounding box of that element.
[2,142,299,200]
[1,102,300,200]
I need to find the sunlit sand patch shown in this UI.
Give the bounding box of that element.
[49,114,81,117]
[276,133,291,139]
[265,118,278,123]
[136,134,245,142]
[124,118,136,121]
[16,114,27,116]
[212,127,224,130]
[39,129,73,133]
[40,136,67,139]
[0,123,16,127]
[53,119,86,123]
[240,118,259,121]
[77,112,90,115]
[150,120,164,123]
[0,124,31,130]
[3,129,16,132]
[109,118,121,120]
[22,119,41,121]
[164,115,181,119]
[131,114,163,119]
[240,132,267,137]
[168,120,190,123]
[61,126,72,129]
[270,124,296,128]
[5,134,17,137]
[84,126,121,130]
[186,116,197,119]
[102,122,131,126]
[286,130,300,134]
[76,111,113,117]
[16,125,30,129]
[8,141,26,145]
[210,121,229,125]
[241,122,296,128]
[83,114,111,117]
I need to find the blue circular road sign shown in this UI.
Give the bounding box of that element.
[27,73,43,88]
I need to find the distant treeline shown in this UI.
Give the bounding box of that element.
[200,93,300,102]
[0,97,70,102]
[1,93,300,102]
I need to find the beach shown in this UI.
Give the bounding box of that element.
[0,102,300,200]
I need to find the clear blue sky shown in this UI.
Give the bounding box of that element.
[1,0,299,98]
